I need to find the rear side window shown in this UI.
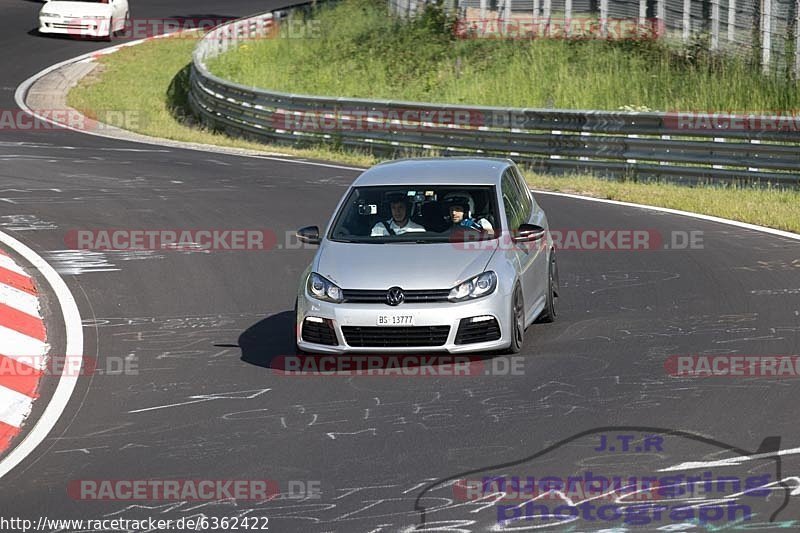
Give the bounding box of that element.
[501,170,524,229]
[511,166,533,220]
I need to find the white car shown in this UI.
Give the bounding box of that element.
[39,0,129,41]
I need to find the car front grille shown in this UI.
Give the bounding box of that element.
[341,326,450,347]
[455,317,501,344]
[301,319,338,346]
[341,288,450,304]
[52,23,92,29]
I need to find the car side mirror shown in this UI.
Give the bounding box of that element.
[296,226,321,245]
[512,224,546,242]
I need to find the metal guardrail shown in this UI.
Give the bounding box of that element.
[189,7,800,183]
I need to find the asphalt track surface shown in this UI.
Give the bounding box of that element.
[1,1,800,531]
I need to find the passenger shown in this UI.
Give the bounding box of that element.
[443,192,494,235]
[370,194,426,236]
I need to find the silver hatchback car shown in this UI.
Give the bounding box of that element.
[295,158,558,354]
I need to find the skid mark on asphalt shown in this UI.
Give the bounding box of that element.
[587,270,681,295]
[751,288,800,295]
[0,215,57,231]
[573,312,794,346]
[735,259,800,271]
[41,250,119,274]
[42,250,166,275]
[128,388,271,414]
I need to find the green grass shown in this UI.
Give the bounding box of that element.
[67,26,800,234]
[207,0,800,111]
[67,34,379,167]
[524,174,800,233]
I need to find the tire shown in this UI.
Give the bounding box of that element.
[104,18,114,42]
[537,249,559,323]
[504,283,525,354]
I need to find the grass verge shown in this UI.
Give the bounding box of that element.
[67,35,379,167]
[67,31,800,234]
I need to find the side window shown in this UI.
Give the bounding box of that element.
[511,166,533,221]
[501,170,522,230]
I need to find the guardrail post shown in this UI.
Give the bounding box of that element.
[480,0,487,19]
[565,0,572,37]
[711,0,720,49]
[683,0,691,42]
[543,0,551,32]
[504,0,512,33]
[638,0,647,29]
[727,0,735,41]
[600,0,609,37]
[761,0,772,72]
[796,0,800,78]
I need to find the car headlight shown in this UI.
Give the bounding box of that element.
[448,271,497,302]
[307,272,343,303]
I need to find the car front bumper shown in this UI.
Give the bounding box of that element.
[39,19,111,37]
[296,289,513,354]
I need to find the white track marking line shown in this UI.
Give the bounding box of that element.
[0,387,35,428]
[0,231,83,480]
[532,190,800,241]
[0,284,41,319]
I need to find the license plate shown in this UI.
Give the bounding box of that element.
[376,315,415,326]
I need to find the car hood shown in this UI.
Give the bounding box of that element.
[41,2,113,17]
[315,240,498,290]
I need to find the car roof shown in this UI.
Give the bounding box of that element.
[352,158,514,187]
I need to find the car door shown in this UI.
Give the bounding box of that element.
[511,165,548,323]
[501,169,542,324]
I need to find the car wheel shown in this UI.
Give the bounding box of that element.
[537,249,559,323]
[505,283,524,354]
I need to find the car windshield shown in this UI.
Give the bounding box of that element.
[328,185,500,243]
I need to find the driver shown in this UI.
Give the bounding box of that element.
[443,192,494,235]
[371,193,426,236]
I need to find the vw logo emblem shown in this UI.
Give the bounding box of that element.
[386,287,405,306]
